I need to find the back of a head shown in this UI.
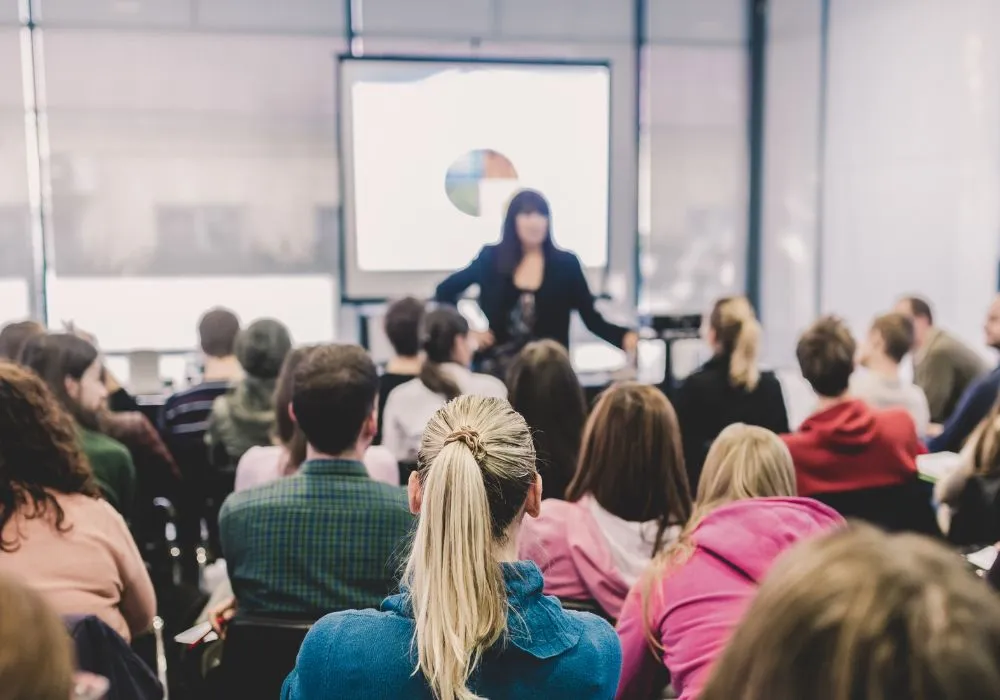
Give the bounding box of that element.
[18,333,100,426]
[0,321,44,363]
[710,297,761,391]
[419,306,469,400]
[701,525,1000,700]
[796,316,856,398]
[384,297,426,358]
[568,382,692,552]
[505,340,586,500]
[871,312,914,364]
[0,572,75,700]
[198,307,241,358]
[407,395,536,700]
[235,318,292,380]
[291,344,378,457]
[0,361,97,552]
[696,423,797,505]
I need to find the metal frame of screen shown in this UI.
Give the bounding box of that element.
[336,54,614,303]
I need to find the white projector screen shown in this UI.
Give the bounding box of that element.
[338,56,612,300]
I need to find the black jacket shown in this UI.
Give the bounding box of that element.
[435,245,628,350]
[673,354,790,488]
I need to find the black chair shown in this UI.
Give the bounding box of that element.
[558,597,616,625]
[217,615,315,698]
[398,460,419,486]
[812,477,942,537]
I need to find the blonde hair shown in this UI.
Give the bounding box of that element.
[710,297,761,391]
[641,424,796,649]
[0,572,75,700]
[406,395,537,700]
[701,525,1000,700]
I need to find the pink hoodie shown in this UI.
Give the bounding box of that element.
[518,496,671,620]
[615,497,844,700]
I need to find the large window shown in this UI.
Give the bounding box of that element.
[639,0,749,315]
[0,27,33,325]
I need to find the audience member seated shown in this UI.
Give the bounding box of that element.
[934,399,1000,544]
[375,296,425,445]
[700,526,1000,700]
[927,295,1000,453]
[161,307,243,453]
[382,306,506,463]
[851,312,930,435]
[783,316,923,497]
[0,572,75,700]
[20,334,137,518]
[616,424,843,700]
[282,395,622,700]
[235,346,398,490]
[219,344,412,618]
[207,318,292,464]
[0,319,43,362]
[897,295,987,424]
[673,296,789,487]
[506,339,587,500]
[0,362,156,642]
[519,382,692,619]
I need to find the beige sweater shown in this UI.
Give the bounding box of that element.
[0,491,156,641]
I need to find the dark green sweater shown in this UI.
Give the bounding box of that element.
[79,427,136,520]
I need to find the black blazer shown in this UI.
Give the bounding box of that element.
[673,354,790,488]
[435,245,628,349]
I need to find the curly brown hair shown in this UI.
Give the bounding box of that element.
[0,361,99,552]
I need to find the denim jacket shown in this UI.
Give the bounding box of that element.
[281,560,622,700]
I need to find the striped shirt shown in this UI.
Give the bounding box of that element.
[160,381,231,439]
[219,459,414,618]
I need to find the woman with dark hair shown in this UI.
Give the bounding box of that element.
[0,362,155,642]
[436,189,638,373]
[506,340,587,501]
[20,334,137,517]
[234,346,399,490]
[518,382,694,620]
[382,306,506,463]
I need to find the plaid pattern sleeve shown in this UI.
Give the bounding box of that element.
[219,459,414,618]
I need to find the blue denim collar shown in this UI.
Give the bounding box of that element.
[383,560,582,659]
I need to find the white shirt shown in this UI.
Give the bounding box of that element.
[585,496,680,588]
[850,369,931,437]
[382,363,507,462]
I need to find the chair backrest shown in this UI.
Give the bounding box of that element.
[221,615,315,698]
[812,477,941,537]
[558,597,616,625]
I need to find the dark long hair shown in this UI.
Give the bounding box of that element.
[506,340,586,500]
[495,189,556,275]
[419,307,469,401]
[0,362,100,552]
[567,382,693,554]
[19,334,103,431]
[274,346,315,474]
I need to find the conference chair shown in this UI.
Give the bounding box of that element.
[218,615,315,698]
[812,477,941,537]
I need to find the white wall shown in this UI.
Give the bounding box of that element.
[822,0,1000,354]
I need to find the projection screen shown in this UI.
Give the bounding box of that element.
[338,56,612,300]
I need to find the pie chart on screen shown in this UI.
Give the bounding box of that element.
[444,149,519,218]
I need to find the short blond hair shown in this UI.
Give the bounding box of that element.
[702,525,1000,700]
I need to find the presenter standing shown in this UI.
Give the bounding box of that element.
[435,189,638,375]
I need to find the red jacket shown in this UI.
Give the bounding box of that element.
[782,399,924,497]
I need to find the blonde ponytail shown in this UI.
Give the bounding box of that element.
[407,395,536,700]
[710,297,761,391]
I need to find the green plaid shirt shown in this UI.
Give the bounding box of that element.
[219,459,414,618]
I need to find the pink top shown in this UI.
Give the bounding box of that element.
[518,496,676,620]
[615,497,844,700]
[234,445,400,493]
[0,492,156,642]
